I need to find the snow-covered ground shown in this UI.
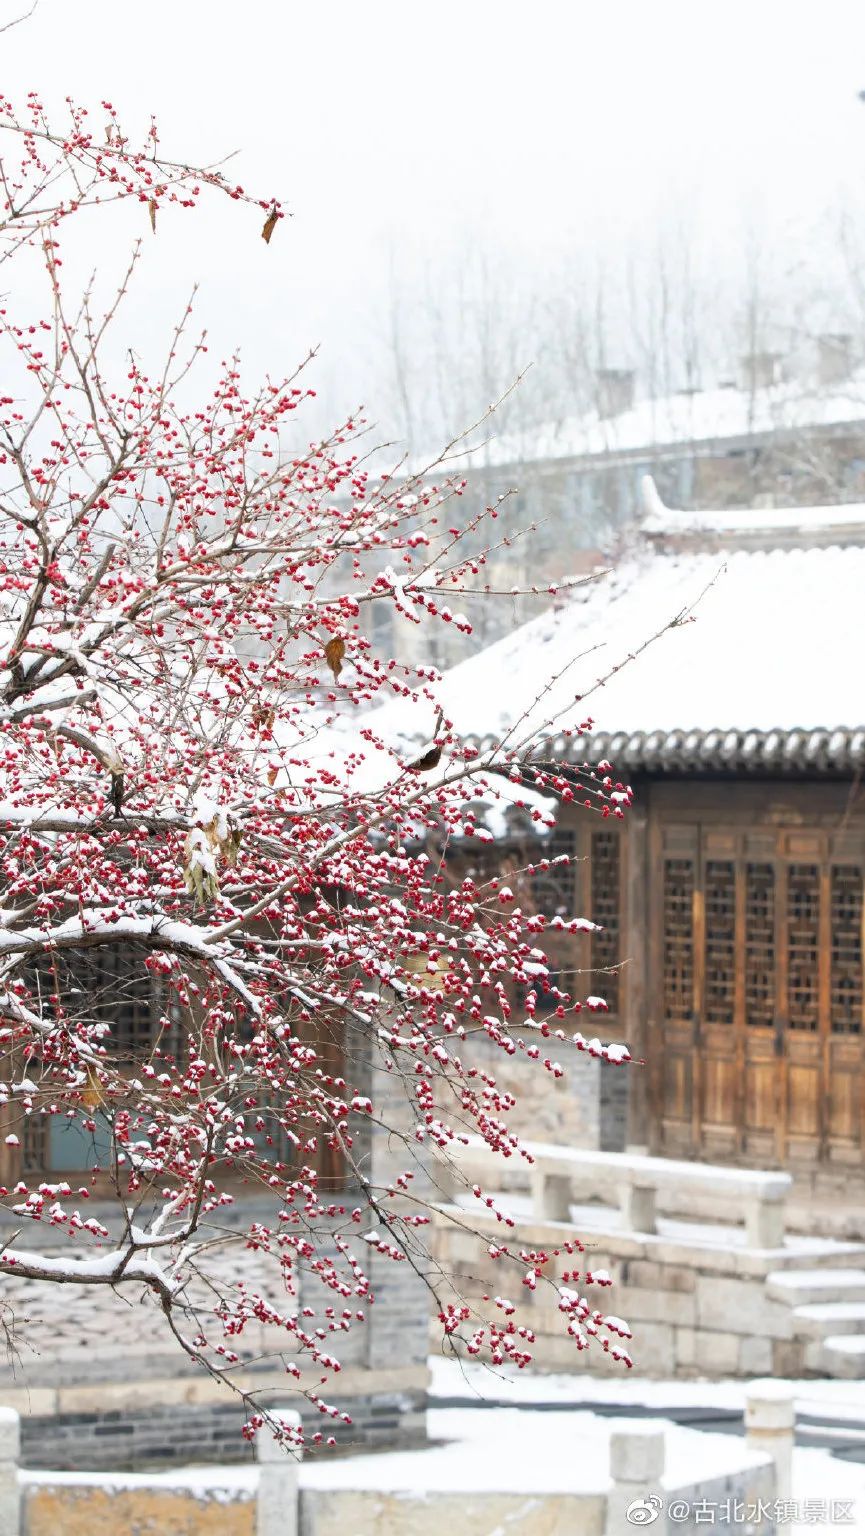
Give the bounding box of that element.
[429,1355,865,1420]
[426,1360,865,1532]
[301,1405,753,1494]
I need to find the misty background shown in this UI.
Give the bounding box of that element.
[4,0,865,455]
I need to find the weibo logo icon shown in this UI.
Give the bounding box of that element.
[625,1494,663,1525]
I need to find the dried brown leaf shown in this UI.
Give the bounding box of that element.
[148,198,157,234]
[324,636,346,680]
[252,704,276,735]
[261,207,279,245]
[83,1064,106,1110]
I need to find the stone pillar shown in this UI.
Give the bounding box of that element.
[0,1408,20,1536]
[746,1198,784,1250]
[531,1168,572,1221]
[606,1421,667,1536]
[257,1410,301,1536]
[745,1379,794,1501]
[621,1181,657,1234]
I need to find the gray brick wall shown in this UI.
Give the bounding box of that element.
[18,1387,428,1471]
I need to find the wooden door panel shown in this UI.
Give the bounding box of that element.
[786,1065,820,1125]
[744,1060,777,1131]
[662,1048,691,1122]
[698,854,739,1152]
[650,824,699,1154]
[827,1037,863,1157]
[660,1122,693,1155]
[652,814,865,1172]
[703,1050,737,1136]
[784,831,823,859]
[827,1067,860,1147]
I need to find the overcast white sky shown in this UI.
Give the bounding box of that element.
[4,0,865,432]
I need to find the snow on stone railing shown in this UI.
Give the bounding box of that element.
[440,1137,792,1250]
[605,1384,788,1536]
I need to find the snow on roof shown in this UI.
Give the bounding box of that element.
[639,474,865,544]
[425,489,865,766]
[456,372,865,473]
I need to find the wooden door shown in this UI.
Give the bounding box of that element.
[649,819,865,1168]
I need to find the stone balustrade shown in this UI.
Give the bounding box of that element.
[441,1136,792,1249]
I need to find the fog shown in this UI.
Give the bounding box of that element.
[4,0,865,444]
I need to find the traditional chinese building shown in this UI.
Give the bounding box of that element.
[434,478,865,1233]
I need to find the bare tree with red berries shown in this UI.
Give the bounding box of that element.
[0,86,639,1448]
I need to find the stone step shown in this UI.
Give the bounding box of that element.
[760,1244,865,1273]
[792,1301,865,1338]
[766,1269,865,1306]
[819,1335,865,1380]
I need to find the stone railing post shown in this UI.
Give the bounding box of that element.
[531,1167,572,1221]
[746,1197,784,1250]
[0,1407,20,1536]
[745,1379,794,1501]
[256,1410,302,1536]
[620,1181,657,1234]
[605,1422,667,1535]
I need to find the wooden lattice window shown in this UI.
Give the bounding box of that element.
[590,828,620,1017]
[831,865,863,1035]
[704,860,735,1024]
[745,862,775,1028]
[531,830,578,918]
[12,944,164,1176]
[27,943,160,1058]
[787,864,820,1031]
[663,857,694,1021]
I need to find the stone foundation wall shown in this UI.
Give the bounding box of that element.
[17,1392,426,1473]
[785,1168,865,1242]
[300,1488,608,1536]
[23,1482,254,1536]
[431,1206,820,1379]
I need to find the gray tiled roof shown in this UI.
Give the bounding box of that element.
[529,726,865,775]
